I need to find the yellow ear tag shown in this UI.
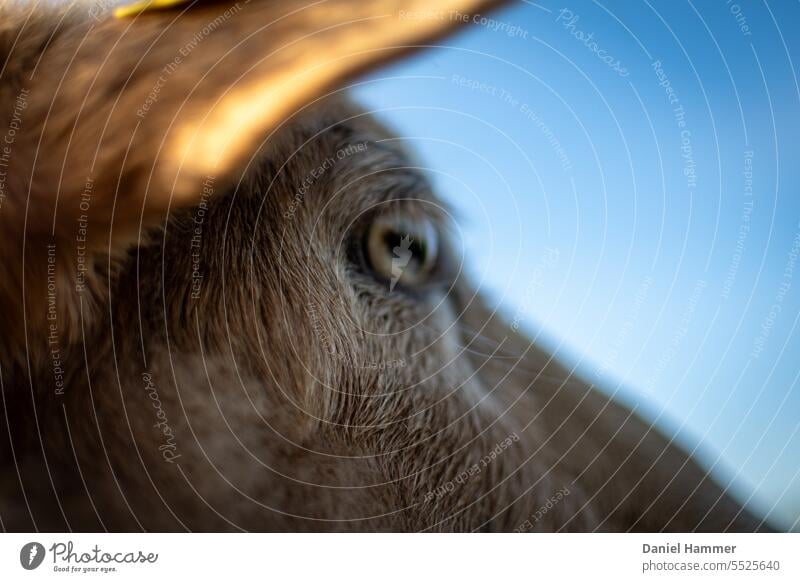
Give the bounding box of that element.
[114,0,193,19]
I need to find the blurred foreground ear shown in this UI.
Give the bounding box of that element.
[0,0,508,358]
[12,0,509,241]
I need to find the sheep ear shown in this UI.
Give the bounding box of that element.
[13,0,508,242]
[0,0,506,357]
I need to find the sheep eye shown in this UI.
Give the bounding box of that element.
[364,214,439,290]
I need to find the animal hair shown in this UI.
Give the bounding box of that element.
[0,0,770,532]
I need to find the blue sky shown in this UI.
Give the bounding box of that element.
[354,0,800,530]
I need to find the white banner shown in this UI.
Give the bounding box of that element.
[0,533,797,581]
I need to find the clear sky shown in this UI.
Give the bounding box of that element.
[354,0,800,530]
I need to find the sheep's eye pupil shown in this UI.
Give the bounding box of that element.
[383,232,425,262]
[383,231,404,253]
[365,215,439,289]
[408,239,427,264]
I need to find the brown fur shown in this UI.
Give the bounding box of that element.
[0,0,770,531]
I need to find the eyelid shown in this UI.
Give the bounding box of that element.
[372,197,447,225]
